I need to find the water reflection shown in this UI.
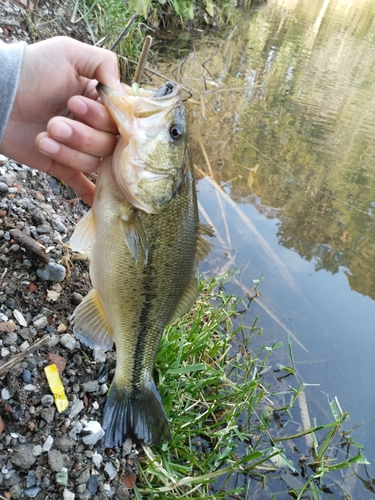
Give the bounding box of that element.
[158,0,375,298]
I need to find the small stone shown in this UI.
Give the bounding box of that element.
[32,445,43,457]
[41,406,55,424]
[71,292,83,305]
[26,469,37,488]
[48,449,64,472]
[11,444,37,469]
[57,323,67,333]
[1,347,11,357]
[9,484,23,500]
[36,262,66,282]
[24,486,40,498]
[55,435,75,453]
[76,467,90,485]
[0,182,8,193]
[104,461,118,480]
[0,321,16,332]
[69,421,83,440]
[81,380,99,393]
[82,421,104,445]
[68,400,84,420]
[63,489,75,500]
[13,309,27,326]
[94,349,106,363]
[60,333,77,351]
[56,470,69,486]
[47,352,66,373]
[87,474,99,496]
[19,340,30,351]
[92,452,102,469]
[1,388,11,400]
[33,316,48,330]
[22,369,32,383]
[100,383,108,395]
[51,215,68,233]
[23,384,37,391]
[43,434,54,451]
[41,394,54,407]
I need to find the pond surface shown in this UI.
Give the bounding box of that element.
[156,0,375,493]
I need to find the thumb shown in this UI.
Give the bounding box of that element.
[58,36,122,91]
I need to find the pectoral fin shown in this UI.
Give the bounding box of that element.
[70,209,95,252]
[119,211,148,264]
[72,289,114,351]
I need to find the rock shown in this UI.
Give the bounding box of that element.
[69,421,83,440]
[94,349,106,363]
[41,406,55,424]
[0,321,16,332]
[63,489,75,500]
[51,214,68,233]
[92,452,103,469]
[82,421,104,446]
[33,315,48,330]
[10,444,37,469]
[76,467,90,485]
[22,369,32,383]
[32,445,43,457]
[41,394,54,407]
[60,333,77,351]
[9,484,23,499]
[26,470,37,488]
[43,435,54,451]
[55,435,75,453]
[13,309,27,326]
[0,182,8,193]
[81,380,99,393]
[48,449,64,472]
[1,388,11,400]
[87,474,99,496]
[31,208,46,225]
[36,262,66,282]
[104,461,118,480]
[24,486,40,498]
[68,400,84,420]
[56,470,69,486]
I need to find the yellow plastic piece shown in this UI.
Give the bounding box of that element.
[44,364,69,412]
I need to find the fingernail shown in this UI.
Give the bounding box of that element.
[39,137,61,155]
[69,97,88,116]
[51,121,73,140]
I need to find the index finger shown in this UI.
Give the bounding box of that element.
[68,96,118,134]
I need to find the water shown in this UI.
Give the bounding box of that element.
[155,0,375,495]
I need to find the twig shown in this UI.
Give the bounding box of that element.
[133,35,153,84]
[202,26,237,71]
[109,14,138,52]
[0,335,51,376]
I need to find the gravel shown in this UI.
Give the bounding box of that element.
[0,149,139,497]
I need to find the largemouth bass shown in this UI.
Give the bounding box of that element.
[70,81,212,448]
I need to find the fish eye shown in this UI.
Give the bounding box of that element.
[169,123,184,142]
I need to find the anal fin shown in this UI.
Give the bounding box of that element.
[169,278,200,323]
[72,289,113,351]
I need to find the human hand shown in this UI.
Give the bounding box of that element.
[1,36,121,205]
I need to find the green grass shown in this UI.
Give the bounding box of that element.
[133,275,369,498]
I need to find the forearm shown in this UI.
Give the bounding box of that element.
[0,40,27,145]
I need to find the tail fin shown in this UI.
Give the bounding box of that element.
[102,380,170,447]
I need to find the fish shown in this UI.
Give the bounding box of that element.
[70,81,213,448]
